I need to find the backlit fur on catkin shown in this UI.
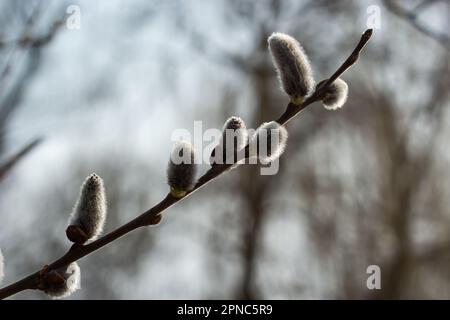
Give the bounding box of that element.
[43,262,81,299]
[268,32,315,103]
[322,78,348,110]
[250,121,288,164]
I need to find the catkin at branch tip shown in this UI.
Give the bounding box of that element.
[44,262,81,299]
[167,141,197,198]
[322,78,348,110]
[68,173,107,243]
[250,121,288,163]
[0,248,4,285]
[268,32,315,103]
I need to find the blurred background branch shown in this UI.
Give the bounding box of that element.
[0,137,41,181]
[384,0,450,49]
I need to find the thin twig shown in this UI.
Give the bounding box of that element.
[0,138,42,181]
[0,29,372,300]
[0,19,63,51]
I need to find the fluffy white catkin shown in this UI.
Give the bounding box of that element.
[210,116,248,165]
[250,121,288,163]
[167,141,197,198]
[0,249,4,285]
[68,173,107,243]
[44,262,81,299]
[322,78,348,110]
[268,32,315,103]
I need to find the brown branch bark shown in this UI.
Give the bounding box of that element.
[0,29,372,300]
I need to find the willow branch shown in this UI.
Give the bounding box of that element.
[0,29,372,300]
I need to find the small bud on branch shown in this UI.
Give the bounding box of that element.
[250,121,288,164]
[167,141,197,198]
[42,262,81,299]
[319,78,349,110]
